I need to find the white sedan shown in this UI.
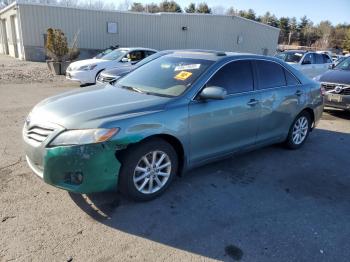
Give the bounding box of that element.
[275,51,332,79]
[66,47,157,85]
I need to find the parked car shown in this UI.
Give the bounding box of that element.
[314,56,350,110]
[66,47,157,85]
[275,50,332,78]
[96,50,173,84]
[23,50,323,201]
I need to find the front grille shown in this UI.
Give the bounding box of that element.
[26,125,54,144]
[322,83,350,95]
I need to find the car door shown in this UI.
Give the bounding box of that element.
[188,60,261,164]
[300,53,316,78]
[254,60,305,144]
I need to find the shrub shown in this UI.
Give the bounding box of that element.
[45,28,80,62]
[45,28,68,62]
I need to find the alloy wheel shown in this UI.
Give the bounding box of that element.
[292,116,309,145]
[133,150,172,194]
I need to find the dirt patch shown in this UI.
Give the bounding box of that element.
[0,55,67,84]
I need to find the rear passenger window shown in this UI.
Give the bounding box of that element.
[315,54,323,64]
[207,60,253,94]
[256,60,286,89]
[284,69,299,86]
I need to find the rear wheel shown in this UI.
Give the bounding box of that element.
[118,138,178,201]
[285,111,312,149]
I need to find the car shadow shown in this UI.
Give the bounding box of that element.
[323,107,350,120]
[69,128,350,261]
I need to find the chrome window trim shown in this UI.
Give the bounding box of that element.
[192,57,302,101]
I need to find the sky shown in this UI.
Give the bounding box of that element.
[112,0,350,25]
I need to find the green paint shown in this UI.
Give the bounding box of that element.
[43,141,120,193]
[113,134,144,145]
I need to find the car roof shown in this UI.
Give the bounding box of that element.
[119,47,158,52]
[160,49,248,61]
[282,50,308,53]
[163,49,274,62]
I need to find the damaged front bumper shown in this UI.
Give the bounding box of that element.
[25,142,121,193]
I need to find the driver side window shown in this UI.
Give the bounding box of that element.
[207,60,254,95]
[126,51,145,62]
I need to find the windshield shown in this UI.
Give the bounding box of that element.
[101,49,127,60]
[276,52,304,63]
[334,57,350,70]
[95,48,114,58]
[117,55,214,97]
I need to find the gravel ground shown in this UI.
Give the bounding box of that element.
[0,55,71,85]
[0,55,350,262]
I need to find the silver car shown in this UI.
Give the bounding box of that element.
[23,50,324,201]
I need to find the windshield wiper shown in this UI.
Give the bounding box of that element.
[121,85,146,94]
[118,85,174,98]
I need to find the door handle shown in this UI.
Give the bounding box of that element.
[295,90,303,96]
[247,99,259,106]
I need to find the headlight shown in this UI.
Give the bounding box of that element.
[50,128,119,146]
[77,64,97,71]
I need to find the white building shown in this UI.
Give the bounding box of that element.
[0,2,280,61]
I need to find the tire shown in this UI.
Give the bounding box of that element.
[95,70,104,83]
[285,111,312,149]
[118,138,178,201]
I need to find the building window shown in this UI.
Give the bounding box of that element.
[107,22,118,34]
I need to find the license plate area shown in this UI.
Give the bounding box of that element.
[327,93,342,102]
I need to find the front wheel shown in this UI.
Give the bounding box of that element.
[285,111,312,149]
[118,138,178,201]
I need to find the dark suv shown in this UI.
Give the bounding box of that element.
[315,56,350,110]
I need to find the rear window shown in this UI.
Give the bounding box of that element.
[323,54,332,63]
[256,60,286,89]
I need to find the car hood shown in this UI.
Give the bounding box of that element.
[319,69,350,85]
[69,59,110,70]
[30,84,170,129]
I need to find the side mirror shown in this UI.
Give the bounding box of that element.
[121,57,129,63]
[302,60,311,65]
[198,86,227,100]
[328,64,335,69]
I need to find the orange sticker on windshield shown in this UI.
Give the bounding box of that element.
[174,71,192,81]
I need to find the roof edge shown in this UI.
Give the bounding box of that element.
[5,2,280,32]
